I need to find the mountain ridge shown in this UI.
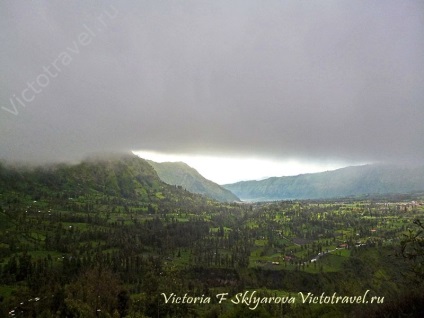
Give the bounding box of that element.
[223,164,424,201]
[0,154,213,207]
[147,160,240,202]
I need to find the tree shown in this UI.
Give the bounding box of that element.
[64,266,127,317]
[117,290,130,318]
[400,219,424,284]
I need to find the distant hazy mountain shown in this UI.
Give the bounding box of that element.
[147,161,240,202]
[223,164,424,201]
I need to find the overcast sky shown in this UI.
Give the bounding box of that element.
[1,1,423,182]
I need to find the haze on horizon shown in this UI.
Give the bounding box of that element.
[1,1,423,180]
[133,150,360,184]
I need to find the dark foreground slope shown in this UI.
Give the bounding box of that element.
[223,164,424,201]
[147,160,240,202]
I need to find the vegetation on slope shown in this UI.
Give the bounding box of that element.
[223,164,424,201]
[0,155,423,317]
[148,160,240,202]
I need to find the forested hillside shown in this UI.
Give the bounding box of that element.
[223,164,424,201]
[147,160,240,202]
[0,154,212,208]
[0,156,423,317]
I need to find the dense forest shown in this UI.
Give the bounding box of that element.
[0,155,423,317]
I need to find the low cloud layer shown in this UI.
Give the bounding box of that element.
[1,0,423,165]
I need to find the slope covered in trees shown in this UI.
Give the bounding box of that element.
[147,160,240,202]
[0,155,423,317]
[0,154,213,207]
[223,164,424,201]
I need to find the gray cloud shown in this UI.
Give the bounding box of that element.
[1,0,423,165]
